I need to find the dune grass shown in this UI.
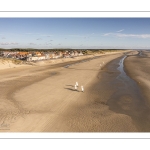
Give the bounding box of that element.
[0,58,23,65]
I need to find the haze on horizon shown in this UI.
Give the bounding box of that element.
[1,18,150,49]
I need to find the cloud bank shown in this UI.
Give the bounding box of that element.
[104,33,150,39]
[1,42,18,45]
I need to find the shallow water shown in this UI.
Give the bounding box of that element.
[117,56,128,79]
[108,55,150,131]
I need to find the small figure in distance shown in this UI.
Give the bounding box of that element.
[75,84,77,91]
[81,85,84,92]
[76,81,78,87]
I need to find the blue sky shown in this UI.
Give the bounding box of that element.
[1,18,150,49]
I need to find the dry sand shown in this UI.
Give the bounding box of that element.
[0,59,29,70]
[0,51,142,132]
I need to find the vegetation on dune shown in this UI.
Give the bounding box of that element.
[85,49,124,55]
[0,58,23,65]
[12,59,23,64]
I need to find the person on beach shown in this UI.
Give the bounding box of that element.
[81,85,84,92]
[76,82,78,87]
[75,84,77,91]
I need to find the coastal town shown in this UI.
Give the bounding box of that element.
[0,50,84,61]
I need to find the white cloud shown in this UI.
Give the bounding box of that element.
[1,42,9,45]
[1,42,18,45]
[117,33,150,38]
[103,32,113,36]
[103,32,150,39]
[117,29,124,32]
[11,42,19,45]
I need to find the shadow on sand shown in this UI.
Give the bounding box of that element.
[64,67,99,71]
[66,85,74,87]
[64,87,77,91]
[65,87,83,92]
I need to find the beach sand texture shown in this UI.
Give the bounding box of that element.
[0,50,149,132]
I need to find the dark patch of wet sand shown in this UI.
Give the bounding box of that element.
[124,50,150,131]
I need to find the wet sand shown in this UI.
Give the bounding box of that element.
[124,50,150,131]
[0,50,148,132]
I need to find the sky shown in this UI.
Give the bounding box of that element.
[1,18,150,49]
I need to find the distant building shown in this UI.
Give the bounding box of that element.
[1,50,84,61]
[49,52,56,59]
[27,56,46,61]
[74,51,78,56]
[70,51,75,57]
[78,51,83,56]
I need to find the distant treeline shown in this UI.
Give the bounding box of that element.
[0,48,129,51]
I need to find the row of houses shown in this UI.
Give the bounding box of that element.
[0,50,84,61]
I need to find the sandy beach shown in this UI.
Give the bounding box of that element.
[1,50,149,132]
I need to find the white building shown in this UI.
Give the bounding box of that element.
[27,56,46,61]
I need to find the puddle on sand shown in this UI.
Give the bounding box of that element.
[108,55,150,131]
